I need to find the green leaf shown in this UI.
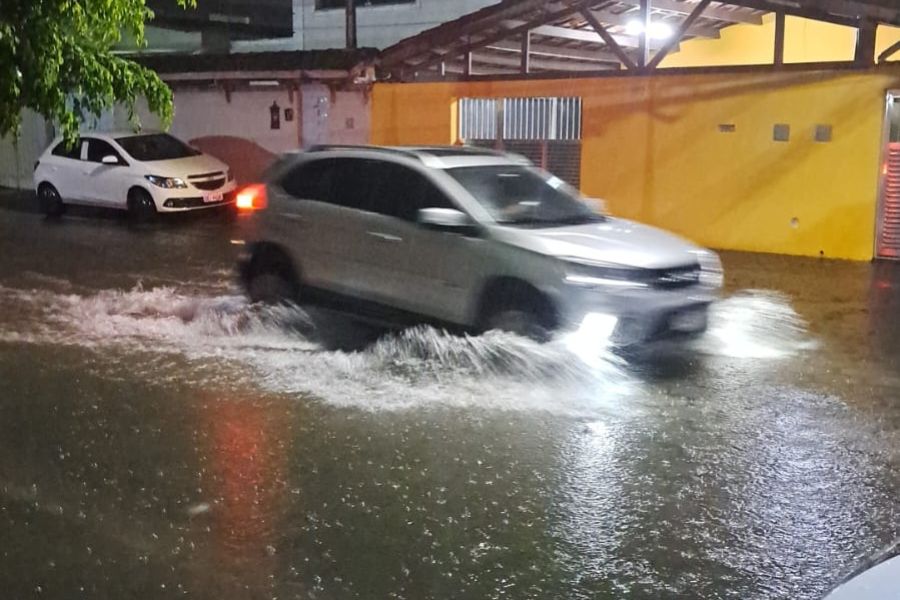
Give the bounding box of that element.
[0,0,195,143]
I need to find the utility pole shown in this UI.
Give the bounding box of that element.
[346,0,357,49]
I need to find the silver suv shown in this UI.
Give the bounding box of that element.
[237,145,722,345]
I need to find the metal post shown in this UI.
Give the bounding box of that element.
[855,19,876,66]
[521,31,531,74]
[346,0,357,50]
[639,0,651,68]
[774,11,785,66]
[464,51,473,77]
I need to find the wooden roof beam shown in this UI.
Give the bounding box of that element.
[648,0,714,68]
[406,0,611,72]
[469,50,621,72]
[614,0,763,24]
[579,8,639,70]
[485,39,627,64]
[588,7,723,39]
[879,39,900,63]
[523,23,669,50]
[715,0,868,27]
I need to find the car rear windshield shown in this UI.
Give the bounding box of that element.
[115,134,201,162]
[446,165,603,227]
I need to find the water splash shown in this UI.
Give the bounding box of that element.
[694,290,816,359]
[0,284,628,415]
[0,284,814,412]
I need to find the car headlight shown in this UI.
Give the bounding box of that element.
[226,169,234,182]
[692,249,724,288]
[145,175,188,189]
[562,258,648,289]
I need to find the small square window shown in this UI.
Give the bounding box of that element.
[773,123,790,142]
[815,124,833,142]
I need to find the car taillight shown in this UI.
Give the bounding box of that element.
[33,160,40,171]
[236,184,268,211]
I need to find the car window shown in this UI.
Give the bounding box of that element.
[281,157,374,212]
[51,139,82,160]
[85,139,125,164]
[115,133,200,161]
[281,157,454,221]
[368,162,455,221]
[329,158,376,212]
[447,164,602,227]
[280,159,338,202]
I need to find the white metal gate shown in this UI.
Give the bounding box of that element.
[877,91,900,259]
[458,96,583,186]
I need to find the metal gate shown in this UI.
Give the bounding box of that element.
[877,91,900,259]
[459,96,583,187]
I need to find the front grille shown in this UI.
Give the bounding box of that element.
[651,264,701,289]
[192,178,225,191]
[165,197,205,208]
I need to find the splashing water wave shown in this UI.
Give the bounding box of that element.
[0,284,813,412]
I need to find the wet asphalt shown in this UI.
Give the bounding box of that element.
[1,191,899,599]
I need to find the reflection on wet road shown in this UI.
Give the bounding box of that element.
[1,201,899,599]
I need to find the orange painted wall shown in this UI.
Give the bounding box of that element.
[372,67,900,260]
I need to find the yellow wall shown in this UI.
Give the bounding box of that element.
[372,67,900,260]
[662,16,900,68]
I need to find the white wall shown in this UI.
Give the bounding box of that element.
[328,90,370,144]
[0,84,371,189]
[301,84,370,147]
[167,89,301,154]
[0,110,52,189]
[232,0,498,52]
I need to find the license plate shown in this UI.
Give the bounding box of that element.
[670,308,707,332]
[205,192,223,203]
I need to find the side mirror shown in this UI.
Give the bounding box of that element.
[417,208,477,234]
[101,155,119,165]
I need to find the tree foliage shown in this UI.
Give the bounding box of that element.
[0,0,194,143]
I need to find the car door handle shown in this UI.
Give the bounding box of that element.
[367,231,403,243]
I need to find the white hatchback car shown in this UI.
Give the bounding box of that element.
[33,131,237,220]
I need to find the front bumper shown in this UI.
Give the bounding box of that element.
[557,283,718,346]
[150,183,238,212]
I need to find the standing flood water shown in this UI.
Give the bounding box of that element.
[0,205,898,599]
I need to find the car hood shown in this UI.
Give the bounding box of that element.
[491,217,704,269]
[136,154,228,177]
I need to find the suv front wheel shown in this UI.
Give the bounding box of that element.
[479,281,557,342]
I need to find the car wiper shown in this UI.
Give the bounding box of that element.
[532,215,605,226]
[494,214,604,227]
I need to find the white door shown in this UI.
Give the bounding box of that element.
[360,161,486,323]
[269,157,368,295]
[44,139,88,201]
[82,138,129,207]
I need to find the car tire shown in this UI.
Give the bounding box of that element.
[127,188,157,224]
[38,183,64,218]
[247,271,297,305]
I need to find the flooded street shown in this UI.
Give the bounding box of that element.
[1,197,899,599]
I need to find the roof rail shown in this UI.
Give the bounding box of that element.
[306,144,422,159]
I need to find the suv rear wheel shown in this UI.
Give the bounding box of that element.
[245,247,299,305]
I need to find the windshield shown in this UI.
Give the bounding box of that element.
[447,165,603,227]
[115,133,201,162]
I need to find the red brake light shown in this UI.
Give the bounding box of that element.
[236,184,267,211]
